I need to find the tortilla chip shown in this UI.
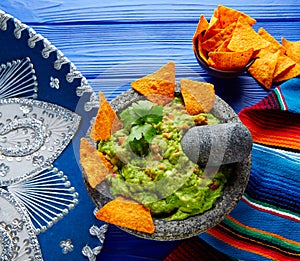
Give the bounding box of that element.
[202,14,221,41]
[273,55,296,79]
[80,138,113,188]
[207,57,216,68]
[281,38,300,64]
[215,38,231,52]
[90,92,121,141]
[213,8,219,19]
[228,16,270,52]
[131,62,175,105]
[193,14,209,47]
[192,5,299,88]
[96,197,155,234]
[201,22,236,52]
[273,62,300,83]
[217,5,256,28]
[255,46,274,59]
[180,78,215,115]
[208,49,253,71]
[198,43,209,63]
[258,27,285,54]
[251,49,261,59]
[248,50,280,89]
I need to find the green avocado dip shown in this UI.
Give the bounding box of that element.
[98,97,231,221]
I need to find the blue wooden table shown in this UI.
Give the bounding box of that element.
[0,1,299,260]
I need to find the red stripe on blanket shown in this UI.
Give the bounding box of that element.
[206,225,300,261]
[164,236,234,261]
[239,109,300,150]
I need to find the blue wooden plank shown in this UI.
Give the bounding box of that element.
[1,1,300,24]
[27,20,300,84]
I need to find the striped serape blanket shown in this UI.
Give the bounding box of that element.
[198,78,300,260]
[199,143,300,260]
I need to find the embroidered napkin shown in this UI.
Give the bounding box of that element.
[197,77,300,261]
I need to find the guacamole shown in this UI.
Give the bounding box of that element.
[98,97,230,220]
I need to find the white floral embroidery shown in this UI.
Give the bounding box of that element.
[60,239,74,254]
[50,76,60,90]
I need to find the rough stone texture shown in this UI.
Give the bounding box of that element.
[181,123,252,166]
[85,89,252,241]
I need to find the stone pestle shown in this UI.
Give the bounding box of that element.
[181,122,252,166]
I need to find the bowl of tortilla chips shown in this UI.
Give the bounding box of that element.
[80,61,252,240]
[192,5,264,78]
[193,5,300,84]
[194,44,255,79]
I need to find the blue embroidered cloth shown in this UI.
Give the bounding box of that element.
[0,9,180,261]
[0,10,106,261]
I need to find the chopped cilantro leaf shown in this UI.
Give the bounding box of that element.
[128,124,156,143]
[119,106,140,128]
[132,100,153,117]
[120,100,163,128]
[120,100,163,156]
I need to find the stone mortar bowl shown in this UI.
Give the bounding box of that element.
[83,87,252,241]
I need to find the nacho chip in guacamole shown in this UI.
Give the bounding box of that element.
[131,62,175,105]
[80,138,113,188]
[96,197,155,234]
[90,92,122,141]
[180,78,215,115]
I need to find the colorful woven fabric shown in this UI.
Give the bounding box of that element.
[238,78,300,150]
[200,143,300,260]
[198,77,300,261]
